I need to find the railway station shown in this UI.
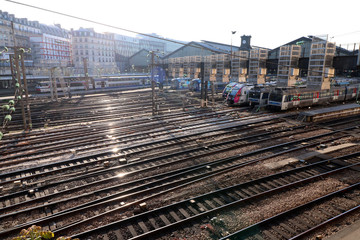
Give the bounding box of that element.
[1,3,360,240]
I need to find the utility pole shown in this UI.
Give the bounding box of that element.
[200,61,208,108]
[9,55,15,88]
[150,51,156,116]
[11,21,27,130]
[49,67,58,101]
[83,58,89,90]
[204,79,208,107]
[20,51,32,129]
[200,61,205,107]
[53,69,58,101]
[13,48,27,129]
[49,68,54,101]
[211,81,215,106]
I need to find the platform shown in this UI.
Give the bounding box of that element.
[298,103,360,122]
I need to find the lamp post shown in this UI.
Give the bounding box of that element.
[231,31,236,59]
[230,31,236,82]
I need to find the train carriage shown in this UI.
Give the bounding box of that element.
[222,82,238,99]
[170,78,191,89]
[35,81,92,93]
[248,86,271,107]
[35,75,150,93]
[93,76,148,89]
[268,85,359,110]
[226,83,253,106]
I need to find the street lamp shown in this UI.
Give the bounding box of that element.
[231,31,236,59]
[230,31,237,81]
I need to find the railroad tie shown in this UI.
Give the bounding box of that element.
[196,202,208,212]
[178,207,190,218]
[113,229,125,240]
[138,220,149,233]
[262,229,279,240]
[101,234,110,240]
[233,190,248,199]
[270,225,292,239]
[217,193,233,203]
[287,218,308,231]
[293,216,313,229]
[5,200,11,207]
[147,216,159,229]
[258,182,272,190]
[204,199,217,209]
[159,214,172,225]
[240,188,254,196]
[279,223,297,235]
[187,205,199,215]
[169,210,182,222]
[253,233,265,240]
[127,224,137,237]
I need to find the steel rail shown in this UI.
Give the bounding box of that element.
[0,120,308,208]
[0,132,355,237]
[220,182,360,240]
[66,158,360,239]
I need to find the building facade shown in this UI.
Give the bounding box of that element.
[30,24,72,68]
[71,28,117,75]
[0,10,41,74]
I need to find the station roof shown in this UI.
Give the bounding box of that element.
[269,36,355,56]
[163,40,241,59]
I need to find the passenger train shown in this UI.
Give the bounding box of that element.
[170,77,192,89]
[35,75,151,93]
[248,86,270,107]
[222,82,238,99]
[221,80,359,110]
[94,75,150,89]
[268,85,359,110]
[188,79,227,92]
[35,81,92,93]
[223,82,254,106]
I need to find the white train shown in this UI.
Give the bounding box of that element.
[35,75,150,93]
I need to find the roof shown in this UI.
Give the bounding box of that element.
[269,36,355,56]
[269,36,312,54]
[40,24,70,38]
[163,40,240,59]
[200,40,240,53]
[129,49,150,59]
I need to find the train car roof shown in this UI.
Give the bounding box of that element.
[273,84,358,94]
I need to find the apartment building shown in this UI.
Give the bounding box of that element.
[0,10,40,74]
[30,24,72,68]
[71,28,117,75]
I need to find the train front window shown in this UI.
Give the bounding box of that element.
[230,88,240,96]
[250,92,261,98]
[269,92,283,102]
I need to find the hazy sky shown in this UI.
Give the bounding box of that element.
[1,0,360,50]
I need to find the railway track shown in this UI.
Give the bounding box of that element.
[0,112,277,174]
[5,90,207,131]
[0,122,357,239]
[1,89,359,239]
[0,108,254,158]
[0,111,337,196]
[50,152,359,239]
[1,110,354,187]
[0,114,298,210]
[222,182,360,240]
